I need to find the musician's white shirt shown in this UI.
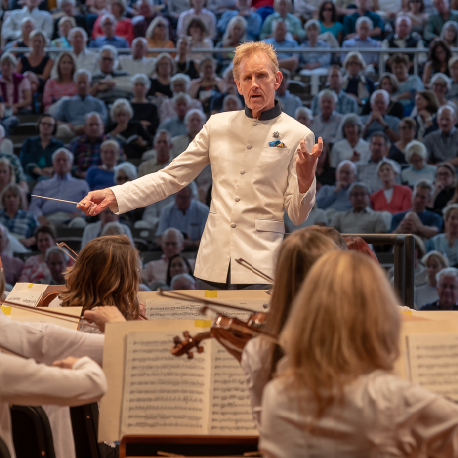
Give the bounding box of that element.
[110,104,316,284]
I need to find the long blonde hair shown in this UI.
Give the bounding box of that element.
[281,250,401,418]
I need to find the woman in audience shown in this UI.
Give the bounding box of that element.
[186,17,214,65]
[114,163,144,223]
[412,90,439,140]
[129,74,159,136]
[416,251,449,309]
[50,16,76,49]
[389,117,416,164]
[222,94,243,112]
[148,53,175,98]
[294,106,313,127]
[429,162,456,215]
[108,98,151,158]
[20,114,63,181]
[0,159,16,200]
[9,17,36,58]
[423,39,452,86]
[42,51,77,112]
[318,1,342,42]
[19,225,74,283]
[430,73,458,115]
[189,57,225,115]
[400,0,425,35]
[426,204,458,266]
[175,37,200,80]
[370,159,413,213]
[92,0,134,44]
[401,140,437,187]
[0,223,23,286]
[440,21,458,49]
[260,250,458,458]
[341,51,375,107]
[166,254,193,287]
[362,72,403,119]
[216,16,247,69]
[146,17,175,57]
[315,143,335,190]
[85,139,119,191]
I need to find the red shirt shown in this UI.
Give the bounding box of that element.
[92,16,134,44]
[370,185,412,214]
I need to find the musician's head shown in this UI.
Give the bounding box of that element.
[281,250,401,417]
[60,235,141,319]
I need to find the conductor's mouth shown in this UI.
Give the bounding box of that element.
[251,95,262,102]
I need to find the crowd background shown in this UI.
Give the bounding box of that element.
[0,0,457,304]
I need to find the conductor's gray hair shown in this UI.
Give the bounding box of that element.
[436,267,458,284]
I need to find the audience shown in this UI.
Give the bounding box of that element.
[148,52,175,98]
[37,247,68,285]
[412,90,439,140]
[420,267,458,310]
[216,16,247,70]
[217,0,262,41]
[429,162,456,214]
[423,39,452,85]
[129,73,159,135]
[133,0,160,38]
[166,253,194,286]
[0,223,24,285]
[158,92,191,137]
[402,0,427,35]
[401,140,437,186]
[0,158,27,208]
[260,0,305,41]
[51,16,75,49]
[177,0,217,41]
[0,126,28,191]
[318,1,343,42]
[416,250,449,308]
[371,73,404,119]
[139,129,172,177]
[146,17,175,56]
[66,27,98,75]
[186,18,214,65]
[170,273,197,290]
[430,73,457,114]
[275,69,302,117]
[88,13,129,49]
[170,108,206,158]
[85,139,119,190]
[7,17,35,57]
[175,37,200,80]
[424,0,458,43]
[118,37,155,76]
[426,204,458,264]
[312,89,343,144]
[389,116,416,163]
[342,0,383,40]
[341,51,375,106]
[264,19,299,74]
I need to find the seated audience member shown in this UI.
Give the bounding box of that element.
[316,160,356,212]
[285,204,328,231]
[51,16,75,50]
[139,129,172,177]
[390,53,424,116]
[420,267,458,310]
[113,163,145,223]
[1,0,53,43]
[389,117,416,164]
[424,106,458,165]
[170,109,206,158]
[37,247,68,285]
[317,1,343,41]
[19,226,74,283]
[312,90,343,144]
[148,53,175,98]
[52,0,86,34]
[416,251,449,308]
[412,90,439,141]
[423,39,452,85]
[430,162,456,214]
[332,182,388,233]
[315,144,335,189]
[166,253,194,286]
[129,74,159,136]
[209,68,244,114]
[146,17,175,57]
[217,0,262,41]
[430,73,458,115]
[391,179,443,237]
[133,0,160,38]
[185,18,214,65]
[259,249,458,457]
[449,57,458,103]
[441,20,458,48]
[341,51,375,107]
[330,114,370,167]
[118,38,155,76]
[341,17,380,70]
[142,227,195,287]
[85,139,119,190]
[156,182,209,249]
[175,37,200,81]
[69,112,123,178]
[170,273,197,290]
[0,158,27,209]
[360,90,401,142]
[424,0,458,44]
[55,69,108,141]
[264,19,299,74]
[108,98,151,159]
[294,106,313,128]
[177,0,217,41]
[0,183,38,246]
[310,66,358,116]
[402,140,437,186]
[275,69,301,118]
[260,0,305,41]
[426,204,458,263]
[371,158,413,213]
[30,148,89,226]
[93,0,133,43]
[81,207,133,248]
[66,28,98,75]
[0,223,24,285]
[401,0,427,35]
[0,54,33,115]
[223,94,243,112]
[342,0,383,40]
[0,127,28,192]
[215,16,247,70]
[158,92,191,137]
[43,51,77,112]
[101,221,132,240]
[88,13,129,49]
[20,114,63,181]
[7,17,35,58]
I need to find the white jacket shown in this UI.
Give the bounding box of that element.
[111,105,316,284]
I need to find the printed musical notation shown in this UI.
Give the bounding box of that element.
[408,333,458,401]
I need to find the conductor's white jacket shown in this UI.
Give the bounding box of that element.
[111,104,316,283]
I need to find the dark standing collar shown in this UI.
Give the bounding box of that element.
[245,100,282,121]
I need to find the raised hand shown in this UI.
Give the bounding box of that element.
[77,188,119,216]
[296,136,323,194]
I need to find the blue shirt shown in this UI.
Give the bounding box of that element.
[341,37,380,65]
[84,166,115,191]
[217,10,262,41]
[88,36,129,49]
[390,209,443,233]
[316,184,352,212]
[420,300,458,311]
[19,136,64,177]
[0,209,38,238]
[310,90,358,116]
[158,116,187,138]
[343,11,383,39]
[276,90,302,117]
[156,199,209,241]
[299,40,331,68]
[426,234,458,266]
[56,94,108,126]
[319,21,343,39]
[263,38,298,60]
[29,173,90,217]
[360,114,400,140]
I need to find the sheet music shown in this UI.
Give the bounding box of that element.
[120,331,212,437]
[408,333,458,401]
[6,290,43,307]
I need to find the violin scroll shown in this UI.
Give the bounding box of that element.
[170,331,211,359]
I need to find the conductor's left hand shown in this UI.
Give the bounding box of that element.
[77,188,119,216]
[296,137,323,194]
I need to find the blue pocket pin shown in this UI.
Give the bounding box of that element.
[269,140,287,147]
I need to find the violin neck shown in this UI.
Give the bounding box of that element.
[194,331,212,344]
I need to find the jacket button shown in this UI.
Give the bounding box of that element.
[240,169,245,174]
[247,144,252,149]
[235,197,240,202]
[231,223,236,228]
[253,121,257,126]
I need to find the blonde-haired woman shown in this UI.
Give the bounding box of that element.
[341,51,375,106]
[146,16,175,57]
[216,16,247,69]
[260,250,458,458]
[401,140,437,187]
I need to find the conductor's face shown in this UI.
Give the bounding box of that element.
[235,52,282,119]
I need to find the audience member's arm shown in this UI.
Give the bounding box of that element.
[423,17,437,43]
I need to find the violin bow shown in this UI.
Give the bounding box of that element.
[56,242,78,262]
[235,258,274,284]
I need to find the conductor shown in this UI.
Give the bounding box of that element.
[78,42,323,289]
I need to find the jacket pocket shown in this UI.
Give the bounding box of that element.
[255,219,285,234]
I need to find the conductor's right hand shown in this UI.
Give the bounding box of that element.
[77,188,119,216]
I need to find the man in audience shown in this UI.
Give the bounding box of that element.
[275,69,302,117]
[391,179,443,238]
[210,69,244,114]
[90,46,130,105]
[170,109,206,158]
[312,90,343,144]
[317,160,357,212]
[38,247,67,285]
[118,38,155,76]
[81,207,133,248]
[171,273,197,290]
[264,19,299,73]
[55,69,108,141]
[30,149,89,227]
[260,0,305,41]
[360,90,400,142]
[424,0,458,43]
[420,268,458,310]
[0,126,28,193]
[332,182,388,233]
[217,0,262,41]
[158,93,190,137]
[60,28,98,77]
[342,0,383,40]
[133,0,160,38]
[139,130,172,177]
[424,106,458,165]
[177,0,217,40]
[156,182,209,249]
[310,66,358,116]
[88,14,129,49]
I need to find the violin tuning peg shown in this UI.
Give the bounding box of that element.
[183,331,190,338]
[197,345,204,353]
[173,336,181,347]
[187,351,194,359]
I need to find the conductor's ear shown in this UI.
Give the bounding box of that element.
[234,78,243,96]
[274,71,283,90]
